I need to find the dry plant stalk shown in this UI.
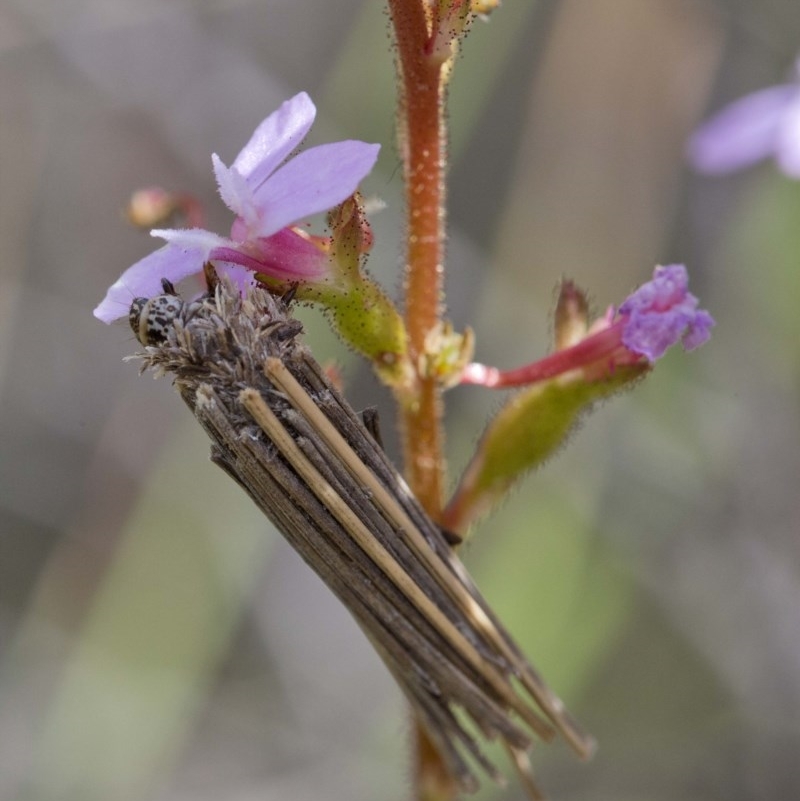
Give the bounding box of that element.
[130,278,595,796]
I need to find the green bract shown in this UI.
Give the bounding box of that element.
[449,364,649,532]
[302,279,411,388]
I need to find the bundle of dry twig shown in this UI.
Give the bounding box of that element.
[130,278,594,798]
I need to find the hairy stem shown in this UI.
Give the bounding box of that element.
[388,0,446,515]
[386,1,452,798]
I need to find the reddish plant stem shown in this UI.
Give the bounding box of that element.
[387,1,446,527]
[459,324,634,388]
[386,2,453,800]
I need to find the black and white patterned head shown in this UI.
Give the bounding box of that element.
[129,279,183,346]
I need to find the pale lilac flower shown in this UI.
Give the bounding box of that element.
[688,59,800,177]
[461,265,714,388]
[95,92,380,322]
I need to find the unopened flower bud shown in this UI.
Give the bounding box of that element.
[553,279,589,351]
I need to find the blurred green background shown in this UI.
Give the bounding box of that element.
[1,1,799,799]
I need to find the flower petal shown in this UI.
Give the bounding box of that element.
[619,265,714,361]
[212,153,259,224]
[682,309,715,351]
[688,85,797,174]
[232,92,317,190]
[93,228,229,323]
[622,307,694,361]
[249,140,381,238]
[775,93,800,177]
[214,262,259,294]
[619,263,689,315]
[152,227,231,252]
[211,228,330,281]
[249,228,330,280]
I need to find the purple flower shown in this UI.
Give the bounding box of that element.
[618,264,714,361]
[460,265,713,389]
[95,92,380,323]
[688,59,800,177]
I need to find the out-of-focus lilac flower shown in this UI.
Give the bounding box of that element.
[95,92,380,323]
[688,59,800,177]
[460,265,714,389]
